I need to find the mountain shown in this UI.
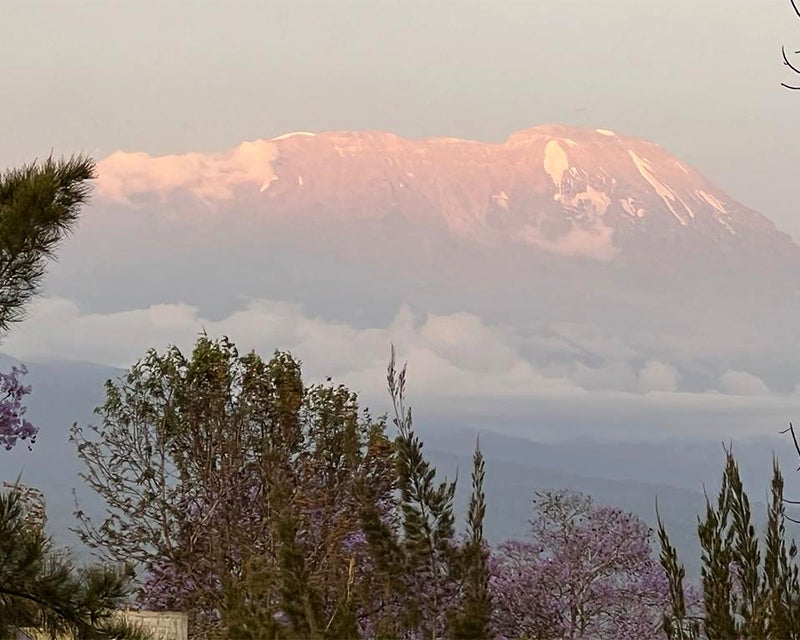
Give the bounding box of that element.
[58,124,800,397]
[96,124,799,274]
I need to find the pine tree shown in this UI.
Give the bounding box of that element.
[0,154,95,450]
[0,486,146,639]
[357,349,490,640]
[0,155,94,334]
[657,504,701,639]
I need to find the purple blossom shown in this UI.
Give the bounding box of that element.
[0,366,37,451]
[341,529,368,555]
[490,490,671,640]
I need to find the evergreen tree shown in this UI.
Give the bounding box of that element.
[0,155,138,638]
[0,485,146,639]
[449,440,491,640]
[659,449,800,639]
[0,155,94,333]
[357,349,490,640]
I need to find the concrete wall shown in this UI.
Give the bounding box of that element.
[120,611,188,640]
[21,610,188,640]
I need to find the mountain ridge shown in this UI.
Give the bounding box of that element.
[97,124,798,269]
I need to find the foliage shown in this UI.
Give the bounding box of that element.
[354,350,491,640]
[0,154,95,451]
[490,489,670,640]
[74,339,496,639]
[658,449,800,639]
[0,485,147,640]
[449,441,492,640]
[0,365,36,450]
[72,335,396,638]
[0,155,94,334]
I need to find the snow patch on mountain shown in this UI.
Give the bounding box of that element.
[492,191,510,210]
[696,190,735,234]
[628,150,688,225]
[260,175,278,192]
[544,140,570,189]
[272,131,316,141]
[621,197,646,218]
[696,189,725,215]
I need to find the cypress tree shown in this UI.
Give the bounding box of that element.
[449,439,491,639]
[659,448,800,639]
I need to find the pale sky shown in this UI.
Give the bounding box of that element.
[3,0,800,238]
[2,0,800,447]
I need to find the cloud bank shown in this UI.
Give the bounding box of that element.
[3,295,797,442]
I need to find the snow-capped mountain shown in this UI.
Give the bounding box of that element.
[36,124,800,396]
[258,125,783,253]
[96,124,799,273]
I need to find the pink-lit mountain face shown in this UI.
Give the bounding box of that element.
[97,124,798,271]
[96,124,800,307]
[81,125,800,389]
[251,125,785,259]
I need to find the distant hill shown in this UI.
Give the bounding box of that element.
[1,355,790,579]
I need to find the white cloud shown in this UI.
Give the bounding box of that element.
[518,219,617,262]
[4,296,799,441]
[719,370,770,396]
[638,360,680,393]
[571,360,638,392]
[96,140,279,205]
[1,297,571,398]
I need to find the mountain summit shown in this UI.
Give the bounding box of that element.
[98,124,797,269]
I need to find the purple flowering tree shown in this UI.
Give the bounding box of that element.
[490,489,671,640]
[0,365,36,450]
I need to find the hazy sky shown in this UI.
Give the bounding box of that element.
[3,0,800,238]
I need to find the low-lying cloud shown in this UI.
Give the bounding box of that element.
[3,295,797,441]
[96,140,279,205]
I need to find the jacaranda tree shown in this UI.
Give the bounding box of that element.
[491,489,670,640]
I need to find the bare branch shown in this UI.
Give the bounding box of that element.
[783,46,800,75]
